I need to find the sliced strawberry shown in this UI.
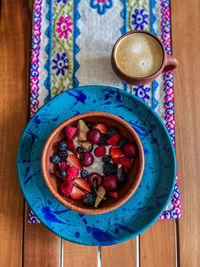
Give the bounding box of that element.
[65,125,78,140]
[66,166,79,180]
[94,146,106,157]
[108,191,119,199]
[66,139,77,155]
[109,147,123,159]
[112,158,118,165]
[118,156,132,169]
[107,133,120,146]
[59,162,69,170]
[71,186,86,200]
[93,123,108,134]
[60,180,73,197]
[73,178,91,192]
[67,155,83,170]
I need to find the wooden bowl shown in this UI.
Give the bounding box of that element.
[41,112,144,214]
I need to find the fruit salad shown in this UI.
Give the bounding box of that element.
[50,120,138,208]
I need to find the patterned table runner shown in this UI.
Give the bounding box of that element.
[29,0,181,223]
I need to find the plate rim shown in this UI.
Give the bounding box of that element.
[17,85,177,246]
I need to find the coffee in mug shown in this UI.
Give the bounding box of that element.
[112,30,178,85]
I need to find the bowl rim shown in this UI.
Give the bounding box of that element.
[41,111,145,214]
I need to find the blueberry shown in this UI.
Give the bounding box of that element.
[59,169,67,178]
[81,169,88,178]
[118,137,127,149]
[89,144,93,152]
[86,122,93,129]
[50,155,60,164]
[77,146,84,154]
[59,141,67,152]
[102,155,111,163]
[83,193,96,206]
[107,127,119,138]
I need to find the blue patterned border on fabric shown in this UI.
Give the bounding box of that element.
[44,0,53,103]
[73,0,81,88]
[149,0,159,110]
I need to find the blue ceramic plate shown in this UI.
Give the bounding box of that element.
[17,86,176,246]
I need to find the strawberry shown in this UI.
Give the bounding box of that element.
[66,166,79,180]
[93,123,108,134]
[107,133,120,146]
[112,158,118,165]
[60,180,73,196]
[73,178,91,192]
[118,156,132,169]
[109,147,123,159]
[66,139,77,155]
[59,162,69,170]
[94,146,106,157]
[67,155,83,170]
[65,125,78,140]
[108,191,119,199]
[71,186,86,200]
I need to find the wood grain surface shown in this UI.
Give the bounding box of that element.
[140,221,176,267]
[63,241,97,267]
[24,204,61,267]
[172,0,200,266]
[0,0,30,266]
[101,239,136,267]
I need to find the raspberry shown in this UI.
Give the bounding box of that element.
[66,166,79,180]
[60,180,73,197]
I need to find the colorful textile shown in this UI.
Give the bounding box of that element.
[29,0,181,222]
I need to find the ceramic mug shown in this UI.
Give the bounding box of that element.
[111,30,178,86]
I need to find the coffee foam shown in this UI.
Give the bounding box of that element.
[115,33,163,77]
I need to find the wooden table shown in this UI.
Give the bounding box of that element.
[1,0,200,266]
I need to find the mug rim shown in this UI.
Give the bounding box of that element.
[112,30,166,81]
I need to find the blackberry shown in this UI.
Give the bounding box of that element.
[103,163,117,176]
[102,155,111,163]
[86,122,93,129]
[81,169,88,178]
[107,127,119,138]
[118,137,127,149]
[83,193,96,206]
[77,146,84,154]
[58,141,67,152]
[50,155,60,164]
[98,134,109,146]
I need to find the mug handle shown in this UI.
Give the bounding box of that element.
[163,54,178,72]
